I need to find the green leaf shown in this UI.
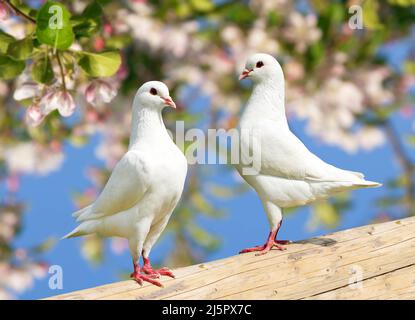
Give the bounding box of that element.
[313,201,339,227]
[388,0,415,7]
[105,35,132,50]
[407,134,415,146]
[31,237,57,253]
[220,3,255,25]
[7,37,34,60]
[71,0,102,38]
[0,54,26,79]
[32,53,54,84]
[35,1,74,50]
[82,0,103,20]
[187,223,220,250]
[71,17,100,38]
[363,0,383,30]
[77,51,121,77]
[190,0,214,12]
[404,61,415,74]
[81,235,103,265]
[0,30,16,54]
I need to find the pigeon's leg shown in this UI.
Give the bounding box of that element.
[239,229,285,255]
[141,215,175,278]
[240,204,291,255]
[272,220,292,245]
[128,222,163,287]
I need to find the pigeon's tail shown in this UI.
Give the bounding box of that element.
[353,179,382,188]
[72,204,92,220]
[61,220,100,240]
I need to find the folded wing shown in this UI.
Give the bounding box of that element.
[252,127,380,186]
[76,151,150,222]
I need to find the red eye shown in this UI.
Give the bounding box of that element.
[256,61,264,68]
[150,88,157,95]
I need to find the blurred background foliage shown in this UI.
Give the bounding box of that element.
[0,0,415,298]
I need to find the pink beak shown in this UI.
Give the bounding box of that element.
[162,96,176,109]
[239,68,252,80]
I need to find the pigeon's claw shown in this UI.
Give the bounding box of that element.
[157,267,175,278]
[142,258,176,279]
[131,261,163,287]
[239,241,287,255]
[275,240,292,245]
[131,271,163,287]
[239,225,291,256]
[239,244,265,254]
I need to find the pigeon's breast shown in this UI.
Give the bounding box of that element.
[140,143,187,218]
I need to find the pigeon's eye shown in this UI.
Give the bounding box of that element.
[150,88,157,95]
[256,61,264,68]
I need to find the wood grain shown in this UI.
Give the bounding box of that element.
[47,217,415,300]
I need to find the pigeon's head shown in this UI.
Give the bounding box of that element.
[239,53,283,84]
[134,81,176,110]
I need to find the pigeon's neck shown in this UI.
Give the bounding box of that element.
[243,78,288,127]
[129,105,169,149]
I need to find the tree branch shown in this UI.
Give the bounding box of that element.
[3,0,36,24]
[56,51,67,92]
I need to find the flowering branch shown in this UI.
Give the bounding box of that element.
[55,51,67,92]
[2,0,36,23]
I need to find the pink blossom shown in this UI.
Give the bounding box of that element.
[40,90,76,117]
[13,82,41,101]
[93,37,105,51]
[284,60,304,81]
[117,61,128,80]
[283,12,322,53]
[14,249,27,261]
[30,262,48,279]
[400,105,413,118]
[103,23,113,36]
[5,175,20,193]
[85,80,117,107]
[0,3,10,20]
[25,103,45,127]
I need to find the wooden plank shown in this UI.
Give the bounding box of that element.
[47,217,415,300]
[306,264,415,300]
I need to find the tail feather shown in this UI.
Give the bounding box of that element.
[353,179,382,188]
[72,204,92,219]
[61,220,100,240]
[348,170,365,179]
[61,227,83,240]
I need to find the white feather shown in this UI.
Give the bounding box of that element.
[237,53,380,229]
[63,81,188,263]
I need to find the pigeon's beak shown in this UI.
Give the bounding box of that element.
[162,96,176,109]
[239,68,252,80]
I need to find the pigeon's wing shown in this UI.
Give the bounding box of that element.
[257,127,365,183]
[77,151,150,221]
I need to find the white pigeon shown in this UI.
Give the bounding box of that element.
[63,81,188,287]
[236,53,381,255]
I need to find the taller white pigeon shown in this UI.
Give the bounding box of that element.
[237,53,380,255]
[63,81,188,287]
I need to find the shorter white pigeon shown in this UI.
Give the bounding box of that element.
[63,81,188,287]
[236,53,381,255]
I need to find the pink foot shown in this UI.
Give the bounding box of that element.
[142,257,175,279]
[130,262,163,287]
[239,222,291,256]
